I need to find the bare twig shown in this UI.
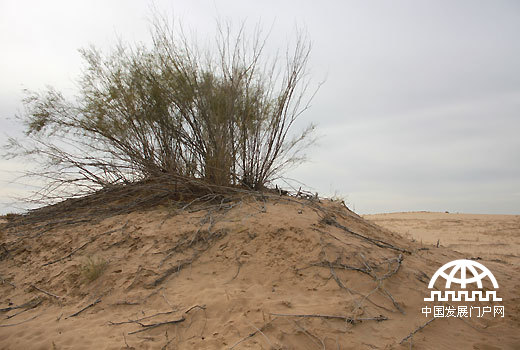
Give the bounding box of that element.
[128,317,186,335]
[0,298,41,313]
[400,318,436,344]
[312,261,372,277]
[229,317,278,349]
[66,298,101,318]
[294,320,325,350]
[377,254,403,281]
[269,312,387,324]
[123,332,131,349]
[6,299,42,319]
[185,304,206,314]
[42,228,120,266]
[312,252,404,315]
[30,284,62,299]
[161,330,174,350]
[113,305,205,336]
[226,250,243,283]
[152,257,196,287]
[109,310,178,326]
[0,313,41,327]
[329,265,353,293]
[245,319,274,349]
[322,217,410,253]
[161,292,175,309]
[154,229,228,286]
[113,300,139,306]
[0,275,15,288]
[380,287,405,314]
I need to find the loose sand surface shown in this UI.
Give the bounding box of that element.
[1,202,519,349]
[364,212,520,265]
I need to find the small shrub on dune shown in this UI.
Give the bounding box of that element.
[80,256,108,283]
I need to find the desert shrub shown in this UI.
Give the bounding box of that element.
[80,256,108,282]
[6,15,316,204]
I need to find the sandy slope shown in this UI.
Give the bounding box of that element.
[1,201,519,349]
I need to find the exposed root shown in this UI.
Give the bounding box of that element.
[321,216,410,254]
[42,225,125,267]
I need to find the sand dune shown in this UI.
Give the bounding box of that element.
[1,201,519,349]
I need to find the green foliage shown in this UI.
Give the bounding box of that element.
[10,17,316,198]
[80,256,108,283]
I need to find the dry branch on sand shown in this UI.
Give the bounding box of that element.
[109,310,179,326]
[4,298,42,320]
[0,298,41,313]
[0,313,41,328]
[66,298,102,319]
[269,312,388,324]
[400,317,436,345]
[42,227,122,267]
[127,317,186,335]
[0,275,15,289]
[109,304,206,336]
[229,317,279,349]
[321,215,410,254]
[30,284,62,299]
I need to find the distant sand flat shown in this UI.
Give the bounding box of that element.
[364,212,520,264]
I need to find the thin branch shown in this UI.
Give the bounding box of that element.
[322,217,410,254]
[293,320,325,350]
[185,304,206,314]
[30,284,63,299]
[0,313,41,327]
[6,299,42,320]
[400,318,436,344]
[229,317,278,349]
[128,317,185,335]
[109,310,178,326]
[42,228,120,267]
[66,298,101,318]
[0,276,15,288]
[0,298,41,313]
[269,312,387,324]
[245,319,274,349]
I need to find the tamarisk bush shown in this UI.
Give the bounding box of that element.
[7,17,317,203]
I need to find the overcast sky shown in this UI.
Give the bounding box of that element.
[1,0,519,214]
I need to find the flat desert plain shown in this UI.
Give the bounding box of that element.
[363,212,520,265]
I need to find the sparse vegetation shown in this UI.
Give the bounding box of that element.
[80,256,108,282]
[6,15,317,206]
